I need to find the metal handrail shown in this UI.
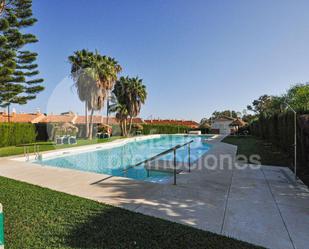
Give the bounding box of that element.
[122,140,194,185]
[23,144,41,161]
[34,144,40,160]
[24,145,30,161]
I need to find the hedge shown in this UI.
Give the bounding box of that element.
[0,123,37,147]
[35,123,101,141]
[250,111,309,181]
[142,124,189,135]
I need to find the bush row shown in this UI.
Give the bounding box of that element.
[142,124,189,135]
[0,123,37,147]
[35,123,100,141]
[250,112,295,153]
[250,111,309,180]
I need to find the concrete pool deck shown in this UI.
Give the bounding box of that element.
[0,136,308,249]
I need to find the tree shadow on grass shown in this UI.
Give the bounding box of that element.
[65,205,262,249]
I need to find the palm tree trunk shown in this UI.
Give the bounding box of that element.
[119,121,122,136]
[121,120,126,136]
[128,116,133,136]
[85,102,89,138]
[124,118,127,136]
[88,109,94,140]
[120,120,124,136]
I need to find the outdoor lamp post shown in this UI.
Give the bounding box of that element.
[281,102,297,181]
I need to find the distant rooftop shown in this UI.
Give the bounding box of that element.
[0,112,45,123]
[0,110,198,128]
[0,111,144,125]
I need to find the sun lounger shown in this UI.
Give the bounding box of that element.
[55,136,64,145]
[69,136,77,144]
[63,136,70,144]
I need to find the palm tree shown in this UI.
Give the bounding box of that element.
[68,49,93,138]
[110,103,128,136]
[68,50,122,139]
[126,77,147,134]
[112,77,128,136]
[86,53,122,138]
[112,76,147,136]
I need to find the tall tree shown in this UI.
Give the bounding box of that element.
[200,117,210,126]
[69,49,121,139]
[247,94,283,116]
[286,83,309,111]
[112,76,147,136]
[0,0,44,121]
[110,103,128,136]
[68,49,92,137]
[126,77,147,134]
[211,110,238,119]
[112,77,128,136]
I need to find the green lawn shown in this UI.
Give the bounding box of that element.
[0,136,122,157]
[222,135,292,166]
[0,177,263,249]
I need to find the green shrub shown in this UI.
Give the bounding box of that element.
[250,111,296,154]
[249,111,309,180]
[111,124,122,136]
[132,123,143,131]
[142,124,189,134]
[0,123,37,147]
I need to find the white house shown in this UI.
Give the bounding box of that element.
[211,116,235,134]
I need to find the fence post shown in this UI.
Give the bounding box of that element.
[147,162,150,177]
[0,203,4,249]
[173,149,176,185]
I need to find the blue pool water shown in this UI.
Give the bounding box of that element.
[35,135,211,182]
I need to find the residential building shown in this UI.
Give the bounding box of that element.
[211,116,235,134]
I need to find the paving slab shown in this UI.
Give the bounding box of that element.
[223,168,295,249]
[135,184,226,233]
[222,199,294,249]
[278,204,309,249]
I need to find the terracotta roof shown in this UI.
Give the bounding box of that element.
[40,114,76,123]
[131,117,144,124]
[102,117,120,125]
[0,111,145,126]
[75,116,144,125]
[74,116,118,125]
[75,115,103,124]
[0,113,45,123]
[144,119,199,128]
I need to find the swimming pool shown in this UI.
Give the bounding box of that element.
[34,135,211,183]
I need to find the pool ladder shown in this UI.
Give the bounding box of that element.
[24,144,41,161]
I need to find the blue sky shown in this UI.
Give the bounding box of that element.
[10,0,309,121]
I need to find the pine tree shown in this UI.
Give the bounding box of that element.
[0,0,43,121]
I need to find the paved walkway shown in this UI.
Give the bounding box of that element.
[0,138,308,249]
